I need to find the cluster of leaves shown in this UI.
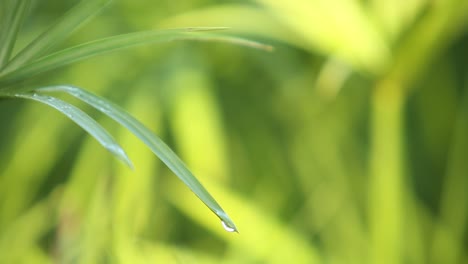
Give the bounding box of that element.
[1,0,468,263]
[0,0,268,234]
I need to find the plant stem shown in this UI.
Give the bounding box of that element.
[368,80,405,264]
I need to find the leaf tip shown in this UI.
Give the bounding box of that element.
[109,146,134,170]
[217,211,238,233]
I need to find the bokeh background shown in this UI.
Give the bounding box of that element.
[1,0,468,263]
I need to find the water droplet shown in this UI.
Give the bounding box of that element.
[221,221,236,233]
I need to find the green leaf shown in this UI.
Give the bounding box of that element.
[0,28,272,86]
[1,0,111,73]
[0,0,30,68]
[0,91,133,169]
[38,85,238,232]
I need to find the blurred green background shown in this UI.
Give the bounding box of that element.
[1,0,468,263]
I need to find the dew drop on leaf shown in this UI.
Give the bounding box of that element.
[221,221,236,232]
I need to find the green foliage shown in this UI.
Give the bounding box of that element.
[0,0,272,243]
[3,91,133,168]
[1,0,468,263]
[0,27,270,86]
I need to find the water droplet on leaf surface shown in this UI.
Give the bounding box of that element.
[221,221,237,233]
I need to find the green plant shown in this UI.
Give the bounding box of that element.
[0,0,270,233]
[2,0,467,263]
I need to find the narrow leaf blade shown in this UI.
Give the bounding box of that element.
[2,91,133,169]
[2,0,111,73]
[39,85,238,232]
[0,0,30,68]
[0,28,272,86]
